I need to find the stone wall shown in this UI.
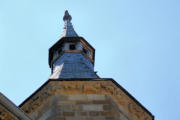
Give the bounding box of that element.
[20,80,153,120]
[0,105,18,120]
[31,94,130,120]
[0,92,32,120]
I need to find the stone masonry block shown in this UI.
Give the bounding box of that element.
[89,111,100,116]
[63,112,75,116]
[103,105,112,111]
[105,116,115,120]
[76,101,92,104]
[56,105,74,111]
[87,94,106,100]
[68,95,87,101]
[80,112,88,116]
[92,100,109,104]
[82,105,103,111]
[100,111,113,116]
[68,95,106,101]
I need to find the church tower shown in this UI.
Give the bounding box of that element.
[17,11,154,120]
[49,10,98,79]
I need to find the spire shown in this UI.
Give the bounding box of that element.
[48,10,97,79]
[61,10,78,38]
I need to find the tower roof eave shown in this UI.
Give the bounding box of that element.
[48,37,95,67]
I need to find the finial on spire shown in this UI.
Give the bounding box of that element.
[61,10,78,38]
[63,10,72,21]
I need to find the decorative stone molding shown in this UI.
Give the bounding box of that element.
[20,79,153,120]
[0,105,18,120]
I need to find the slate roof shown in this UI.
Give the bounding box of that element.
[49,53,98,79]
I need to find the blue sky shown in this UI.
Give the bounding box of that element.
[0,0,180,120]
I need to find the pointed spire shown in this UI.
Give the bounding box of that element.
[61,10,78,38]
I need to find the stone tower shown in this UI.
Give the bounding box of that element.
[0,11,154,120]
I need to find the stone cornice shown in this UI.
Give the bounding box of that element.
[19,79,154,120]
